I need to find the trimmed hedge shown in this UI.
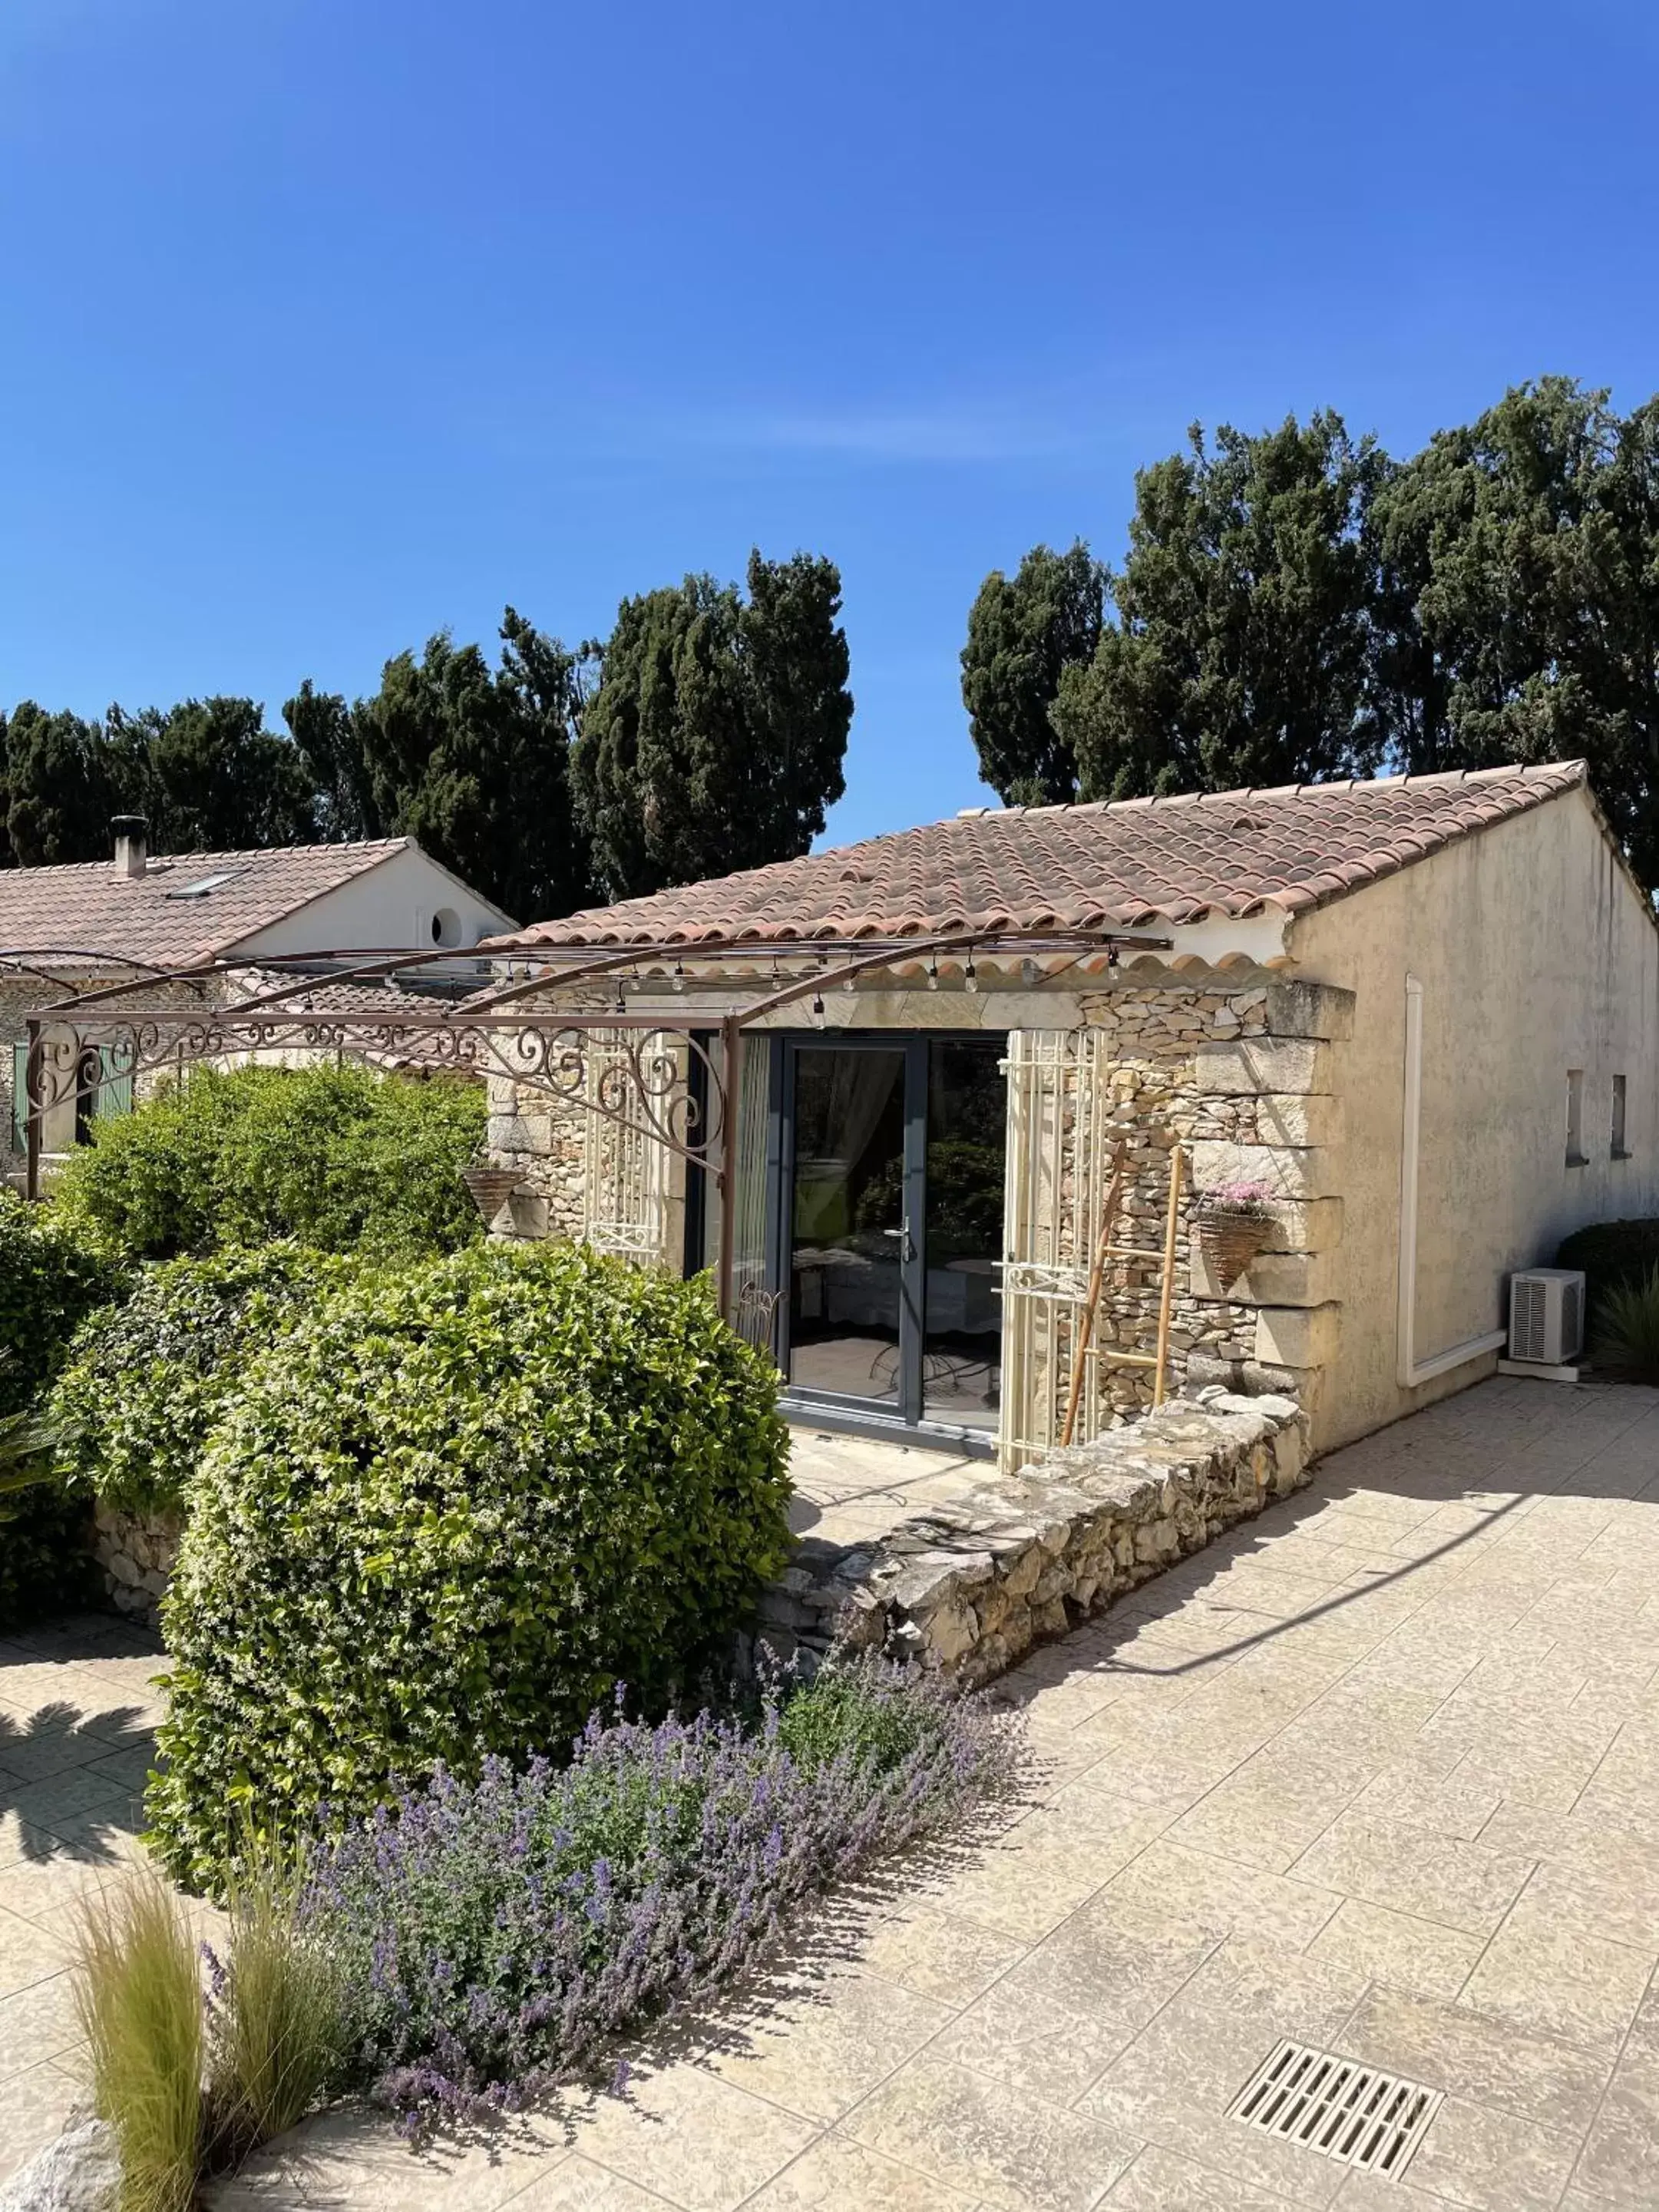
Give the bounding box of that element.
[0,1191,125,1628]
[46,1243,358,1517]
[0,1189,127,1420]
[1555,1218,1659,1316]
[147,1242,793,1893]
[52,1063,487,1262]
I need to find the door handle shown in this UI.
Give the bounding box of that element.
[883,1219,916,1261]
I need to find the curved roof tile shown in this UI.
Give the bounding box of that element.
[488,762,1589,951]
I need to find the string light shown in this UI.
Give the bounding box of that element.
[927,955,940,990]
[963,954,978,994]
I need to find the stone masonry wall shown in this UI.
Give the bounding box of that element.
[755,1387,1310,1688]
[1080,974,1352,1430]
[90,1503,183,1627]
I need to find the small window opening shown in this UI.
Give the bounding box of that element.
[1566,1069,1587,1166]
[430,907,463,948]
[1612,1073,1629,1159]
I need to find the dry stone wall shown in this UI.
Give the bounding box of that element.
[755,1388,1310,1687]
[90,1503,183,1626]
[1079,974,1351,1428]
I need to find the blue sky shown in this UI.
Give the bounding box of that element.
[2,0,1654,853]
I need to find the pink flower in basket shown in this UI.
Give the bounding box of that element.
[1201,1179,1274,1217]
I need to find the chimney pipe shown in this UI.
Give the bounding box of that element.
[112,815,148,880]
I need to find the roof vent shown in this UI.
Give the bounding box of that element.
[838,865,871,884]
[1231,814,1270,832]
[111,815,147,880]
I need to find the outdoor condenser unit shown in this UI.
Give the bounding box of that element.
[1507,1269,1585,1366]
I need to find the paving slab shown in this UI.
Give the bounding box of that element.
[11,1379,1659,2208]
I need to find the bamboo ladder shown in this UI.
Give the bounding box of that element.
[1059,1133,1187,1447]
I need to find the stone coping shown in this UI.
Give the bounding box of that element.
[755,1389,1310,1688]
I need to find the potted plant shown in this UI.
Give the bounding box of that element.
[1196,1179,1276,1290]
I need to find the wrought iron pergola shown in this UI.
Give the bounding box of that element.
[5,925,1170,1321]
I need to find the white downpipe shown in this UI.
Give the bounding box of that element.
[1396,974,1509,1390]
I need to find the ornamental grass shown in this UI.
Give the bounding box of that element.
[300,1658,1020,2131]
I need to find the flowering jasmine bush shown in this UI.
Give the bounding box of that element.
[299,1661,1018,2129]
[149,1242,791,1892]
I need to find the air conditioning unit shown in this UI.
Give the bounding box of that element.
[1507,1269,1585,1366]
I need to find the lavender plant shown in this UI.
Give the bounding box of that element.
[299,1660,1017,2130]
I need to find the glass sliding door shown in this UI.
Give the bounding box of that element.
[921,1039,1006,1429]
[786,1045,914,1406]
[780,1033,1006,1439]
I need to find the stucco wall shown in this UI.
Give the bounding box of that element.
[1290,786,1659,1446]
[232,842,515,956]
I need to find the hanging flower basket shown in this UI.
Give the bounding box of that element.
[462,1164,523,1224]
[1196,1181,1275,1290]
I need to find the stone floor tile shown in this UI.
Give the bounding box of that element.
[1305,1898,1487,2004]
[922,1797,1172,1943]
[1456,1890,1655,2055]
[694,1965,952,2123]
[210,2105,570,2210]
[1571,2029,1659,2207]
[507,2157,680,2209]
[1165,1760,1370,1875]
[1291,1814,1535,1936]
[0,1969,82,2081]
[741,2135,982,2211]
[927,1893,1218,2103]
[0,2058,83,2190]
[0,1904,72,1999]
[1103,1838,1342,1951]
[563,2065,818,2212]
[1347,1762,1503,1843]
[1401,2094,1581,2212]
[0,1847,133,1927]
[847,2055,1139,2212]
[1104,2142,1300,2209]
[856,1902,1027,2008]
[1337,1985,1608,2135]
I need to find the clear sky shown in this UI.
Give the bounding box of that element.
[2,0,1654,851]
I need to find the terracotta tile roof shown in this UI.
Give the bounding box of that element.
[0,840,412,967]
[490,762,1590,950]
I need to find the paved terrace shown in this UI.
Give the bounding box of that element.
[3,1377,1659,2209]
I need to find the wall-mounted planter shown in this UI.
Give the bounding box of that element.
[1196,1205,1275,1291]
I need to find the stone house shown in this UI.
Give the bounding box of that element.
[2,817,515,1185]
[480,760,1658,1456]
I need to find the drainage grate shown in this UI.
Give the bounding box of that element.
[1229,2039,1443,2178]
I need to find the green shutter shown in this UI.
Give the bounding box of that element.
[95,1047,134,1122]
[10,1041,25,1156]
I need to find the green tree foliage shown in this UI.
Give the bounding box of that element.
[960,541,1108,805]
[52,1063,485,1263]
[147,1242,792,1890]
[3,698,316,864]
[285,610,590,922]
[4,703,121,865]
[143,698,319,851]
[1370,379,1659,883]
[1053,414,1386,800]
[573,551,853,901]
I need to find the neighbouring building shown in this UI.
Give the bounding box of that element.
[477,759,1659,1459]
[1,818,515,1185]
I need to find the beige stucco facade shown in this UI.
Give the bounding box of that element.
[1281,782,1659,1446]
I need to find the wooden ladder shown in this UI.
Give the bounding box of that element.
[1059,1135,1187,1447]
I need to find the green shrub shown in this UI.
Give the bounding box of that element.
[148,1242,792,1893]
[53,1063,486,1262]
[71,1873,204,2212]
[1591,1265,1659,1383]
[0,1191,126,1628]
[1554,1217,1659,1317]
[0,1189,127,1419]
[0,1477,97,1632]
[46,1242,357,1516]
